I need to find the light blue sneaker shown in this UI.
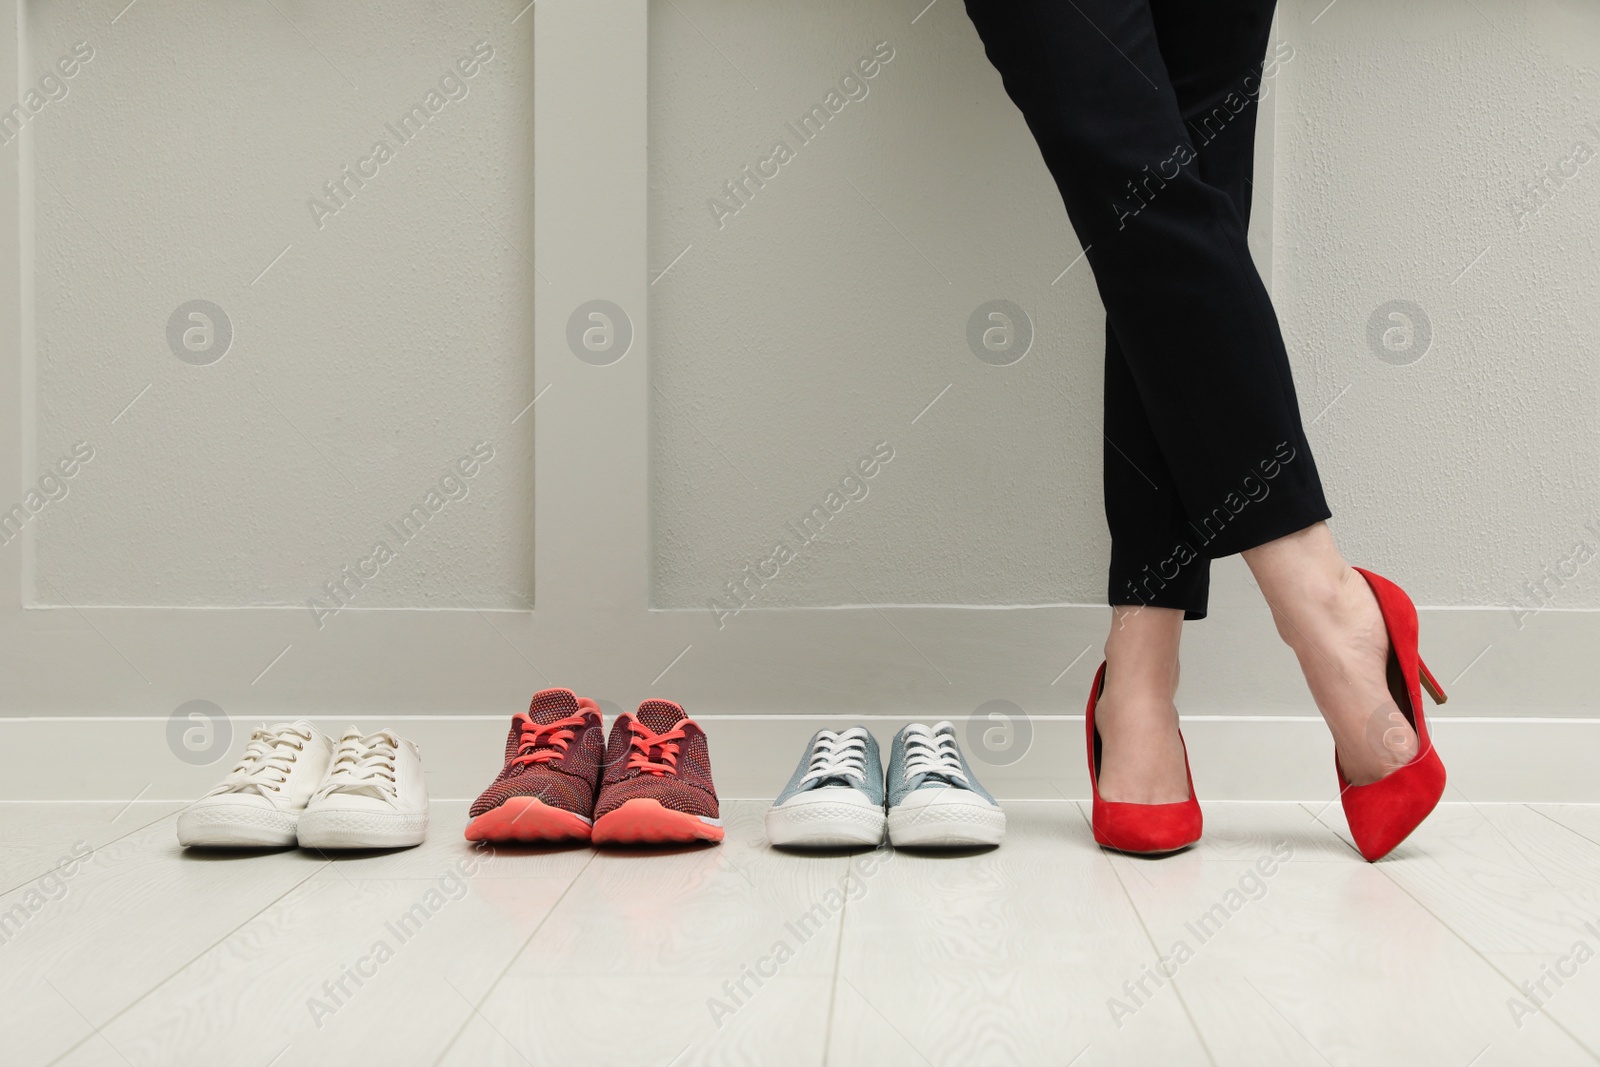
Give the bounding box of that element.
[765,727,886,847]
[886,721,1005,847]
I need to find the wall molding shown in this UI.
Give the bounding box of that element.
[3,712,1595,803]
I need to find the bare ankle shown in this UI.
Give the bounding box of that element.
[1102,606,1184,699]
[1268,568,1372,652]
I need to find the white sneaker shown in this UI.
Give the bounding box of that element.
[296,728,429,849]
[177,721,333,847]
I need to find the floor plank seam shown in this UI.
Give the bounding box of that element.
[1526,804,1600,853]
[430,849,598,1067]
[1080,800,1221,1067]
[0,804,185,900]
[1374,864,1600,1065]
[819,851,852,1067]
[42,858,335,1067]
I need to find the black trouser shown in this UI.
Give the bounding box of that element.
[964,0,1331,620]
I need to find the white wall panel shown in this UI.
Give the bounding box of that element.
[24,0,536,609]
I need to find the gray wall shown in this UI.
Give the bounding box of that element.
[27,0,536,610]
[648,0,1600,618]
[27,0,1600,617]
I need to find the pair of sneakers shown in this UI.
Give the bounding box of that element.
[767,721,1005,848]
[176,722,429,849]
[465,688,723,845]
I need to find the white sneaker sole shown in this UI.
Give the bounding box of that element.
[887,801,1006,848]
[177,805,299,848]
[296,809,429,849]
[766,801,886,848]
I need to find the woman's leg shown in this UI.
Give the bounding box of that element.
[1148,0,1415,785]
[964,0,1318,800]
[1096,605,1188,802]
[1102,0,1285,626]
[1097,340,1195,800]
[962,0,1331,563]
[1094,0,1294,802]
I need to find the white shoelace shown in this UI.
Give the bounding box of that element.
[314,729,400,801]
[901,722,969,786]
[799,728,872,787]
[216,722,314,796]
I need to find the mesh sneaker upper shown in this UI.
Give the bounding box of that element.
[469,688,604,819]
[595,699,719,820]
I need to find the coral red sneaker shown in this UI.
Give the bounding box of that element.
[591,699,723,845]
[465,688,604,842]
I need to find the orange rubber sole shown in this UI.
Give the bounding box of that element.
[464,796,592,842]
[591,798,724,845]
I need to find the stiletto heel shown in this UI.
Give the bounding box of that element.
[1418,659,1448,706]
[1085,661,1202,855]
[1338,567,1448,862]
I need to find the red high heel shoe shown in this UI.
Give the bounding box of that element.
[1339,567,1448,862]
[1086,661,1203,854]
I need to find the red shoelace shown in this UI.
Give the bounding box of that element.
[510,712,587,768]
[627,720,687,776]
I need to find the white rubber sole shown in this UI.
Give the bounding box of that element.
[766,800,886,848]
[296,809,429,849]
[887,801,1006,848]
[176,805,299,848]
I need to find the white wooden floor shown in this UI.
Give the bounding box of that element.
[4,799,1600,1067]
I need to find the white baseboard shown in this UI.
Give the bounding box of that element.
[2,714,1595,803]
